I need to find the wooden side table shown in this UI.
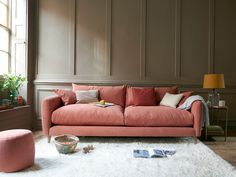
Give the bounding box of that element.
[205,106,228,141]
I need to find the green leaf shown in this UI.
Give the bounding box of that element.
[2,74,26,95]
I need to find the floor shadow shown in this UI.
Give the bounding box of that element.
[20,157,64,172]
[78,136,195,144]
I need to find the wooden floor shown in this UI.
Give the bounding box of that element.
[33,131,236,167]
[203,136,236,167]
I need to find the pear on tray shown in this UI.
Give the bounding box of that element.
[99,100,105,105]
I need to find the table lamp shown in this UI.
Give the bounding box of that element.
[203,74,225,106]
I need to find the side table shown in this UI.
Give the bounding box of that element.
[205,106,228,141]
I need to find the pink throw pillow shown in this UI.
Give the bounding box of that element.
[54,89,76,105]
[177,91,194,106]
[155,86,178,104]
[132,87,156,106]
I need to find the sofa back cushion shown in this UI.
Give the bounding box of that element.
[72,84,99,91]
[126,86,178,107]
[72,84,126,107]
[125,87,134,107]
[132,87,156,106]
[155,86,178,105]
[98,85,126,107]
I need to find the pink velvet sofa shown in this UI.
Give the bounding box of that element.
[41,85,203,143]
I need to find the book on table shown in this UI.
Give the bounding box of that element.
[133,148,176,158]
[94,102,114,108]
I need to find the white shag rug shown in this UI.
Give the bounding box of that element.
[1,137,236,177]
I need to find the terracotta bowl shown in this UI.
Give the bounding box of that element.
[54,134,79,154]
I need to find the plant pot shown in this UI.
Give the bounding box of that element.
[8,92,18,106]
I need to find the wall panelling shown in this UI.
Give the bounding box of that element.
[214,0,236,85]
[110,0,142,80]
[180,0,209,81]
[37,0,74,77]
[76,0,109,76]
[146,0,176,80]
[34,0,236,126]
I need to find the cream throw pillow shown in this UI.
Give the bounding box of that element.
[75,90,99,104]
[160,93,183,108]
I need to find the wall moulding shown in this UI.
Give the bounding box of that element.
[174,0,181,79]
[36,0,75,76]
[33,79,203,87]
[34,88,55,119]
[75,0,111,77]
[33,79,236,91]
[35,0,236,86]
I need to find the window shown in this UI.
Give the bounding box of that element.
[0,0,26,76]
[0,0,10,75]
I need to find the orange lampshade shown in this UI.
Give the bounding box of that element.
[203,74,225,89]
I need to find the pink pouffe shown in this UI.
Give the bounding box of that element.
[0,129,35,172]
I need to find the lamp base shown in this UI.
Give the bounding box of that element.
[207,90,220,107]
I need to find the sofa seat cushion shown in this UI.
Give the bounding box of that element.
[124,106,193,127]
[52,104,124,126]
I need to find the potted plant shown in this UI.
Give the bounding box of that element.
[2,74,26,106]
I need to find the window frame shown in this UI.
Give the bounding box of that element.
[0,0,11,76]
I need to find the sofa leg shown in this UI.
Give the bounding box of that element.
[193,137,197,144]
[47,136,51,143]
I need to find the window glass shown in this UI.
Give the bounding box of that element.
[0,27,9,52]
[0,3,7,27]
[0,0,8,4]
[0,51,8,75]
[0,0,8,5]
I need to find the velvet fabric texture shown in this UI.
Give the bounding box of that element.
[191,101,203,137]
[52,104,124,126]
[54,89,76,105]
[177,91,194,106]
[155,86,178,104]
[41,95,62,135]
[125,87,135,107]
[72,84,99,92]
[49,126,196,137]
[132,87,156,106]
[72,84,126,107]
[0,129,35,172]
[124,106,193,127]
[41,86,203,138]
[126,86,178,107]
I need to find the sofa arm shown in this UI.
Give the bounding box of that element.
[190,101,203,137]
[41,95,62,135]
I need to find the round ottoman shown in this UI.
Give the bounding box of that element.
[0,129,35,172]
